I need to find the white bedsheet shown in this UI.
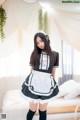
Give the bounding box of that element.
[2,89,80,120]
[2,89,80,110]
[2,90,28,110]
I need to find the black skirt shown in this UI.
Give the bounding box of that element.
[21,72,59,103]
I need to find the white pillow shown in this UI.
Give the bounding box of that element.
[57,80,80,99]
[64,83,80,99]
[64,88,80,99]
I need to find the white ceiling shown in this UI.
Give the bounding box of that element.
[39,0,80,13]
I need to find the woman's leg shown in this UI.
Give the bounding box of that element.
[26,102,38,120]
[39,103,48,120]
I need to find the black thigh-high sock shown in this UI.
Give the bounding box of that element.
[26,109,36,120]
[39,110,47,120]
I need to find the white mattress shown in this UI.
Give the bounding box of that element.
[2,90,28,111]
[2,90,80,120]
[2,89,80,111]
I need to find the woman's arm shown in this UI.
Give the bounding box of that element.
[30,66,33,74]
[52,68,56,79]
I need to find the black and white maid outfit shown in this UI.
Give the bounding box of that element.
[21,51,59,104]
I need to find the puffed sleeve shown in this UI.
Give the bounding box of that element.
[53,51,59,67]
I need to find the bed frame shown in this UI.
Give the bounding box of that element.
[36,105,80,114]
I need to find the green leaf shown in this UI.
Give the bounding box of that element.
[0,6,7,41]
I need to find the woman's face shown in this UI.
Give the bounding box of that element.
[36,36,45,49]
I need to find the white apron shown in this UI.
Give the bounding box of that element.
[25,70,56,96]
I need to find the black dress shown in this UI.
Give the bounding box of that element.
[21,51,59,104]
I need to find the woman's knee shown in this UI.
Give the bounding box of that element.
[39,103,48,111]
[38,103,48,120]
[29,102,38,112]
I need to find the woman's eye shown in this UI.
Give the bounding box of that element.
[37,42,39,45]
[41,40,42,42]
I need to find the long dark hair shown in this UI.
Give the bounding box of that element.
[30,32,54,67]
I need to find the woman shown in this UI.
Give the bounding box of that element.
[21,32,59,120]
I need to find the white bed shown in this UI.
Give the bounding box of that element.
[1,89,80,120]
[1,80,80,120]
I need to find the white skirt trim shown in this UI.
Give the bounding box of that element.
[20,91,53,104]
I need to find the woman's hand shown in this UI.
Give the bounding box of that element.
[52,68,56,80]
[30,66,33,74]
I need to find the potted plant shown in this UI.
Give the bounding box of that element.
[0,6,7,41]
[38,8,48,34]
[43,11,48,34]
[39,8,43,30]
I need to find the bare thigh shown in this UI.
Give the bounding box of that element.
[29,102,38,112]
[39,103,48,111]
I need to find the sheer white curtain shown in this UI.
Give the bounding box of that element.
[1,0,80,78]
[0,0,39,77]
[73,49,80,75]
[0,30,33,77]
[58,40,74,85]
[62,40,73,75]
